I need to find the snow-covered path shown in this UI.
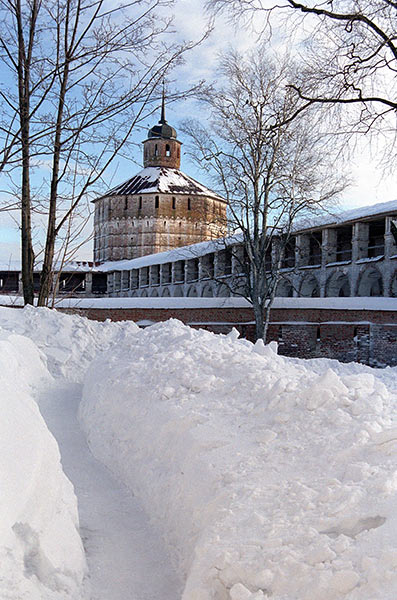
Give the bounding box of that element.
[37,381,182,600]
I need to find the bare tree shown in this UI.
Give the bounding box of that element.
[0,0,205,305]
[207,0,397,141]
[183,49,346,340]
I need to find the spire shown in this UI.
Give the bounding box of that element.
[160,80,166,124]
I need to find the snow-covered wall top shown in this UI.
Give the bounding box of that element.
[1,295,397,312]
[295,199,397,232]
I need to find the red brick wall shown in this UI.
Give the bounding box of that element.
[57,305,397,367]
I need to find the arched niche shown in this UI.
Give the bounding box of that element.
[201,284,214,297]
[299,273,320,297]
[356,267,383,297]
[326,272,351,297]
[187,285,198,297]
[276,278,293,297]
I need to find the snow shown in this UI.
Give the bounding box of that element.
[295,198,397,232]
[1,306,397,600]
[0,306,180,599]
[78,318,397,600]
[100,166,225,201]
[0,322,88,599]
[2,294,397,312]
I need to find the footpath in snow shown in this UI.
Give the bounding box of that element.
[37,381,181,600]
[1,306,397,600]
[0,306,180,600]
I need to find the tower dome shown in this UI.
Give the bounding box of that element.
[143,89,181,169]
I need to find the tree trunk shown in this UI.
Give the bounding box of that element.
[37,36,71,306]
[253,300,265,341]
[17,0,36,306]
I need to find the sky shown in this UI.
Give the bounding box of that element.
[0,0,395,265]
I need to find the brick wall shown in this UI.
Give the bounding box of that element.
[56,305,397,367]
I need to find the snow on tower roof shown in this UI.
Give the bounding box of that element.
[95,166,225,202]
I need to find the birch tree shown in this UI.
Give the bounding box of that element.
[183,50,346,340]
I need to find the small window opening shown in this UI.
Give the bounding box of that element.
[155,195,159,209]
[139,196,142,210]
[124,197,128,210]
[154,144,158,156]
[187,198,191,210]
[278,326,283,341]
[164,221,166,227]
[172,197,176,210]
[316,327,321,342]
[165,144,171,157]
[179,221,182,227]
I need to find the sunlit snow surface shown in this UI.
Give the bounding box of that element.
[1,306,397,600]
[79,319,397,600]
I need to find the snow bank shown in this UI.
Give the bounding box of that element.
[0,306,139,380]
[79,319,397,600]
[0,326,88,599]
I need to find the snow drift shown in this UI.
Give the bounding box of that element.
[79,319,397,600]
[0,325,88,599]
[0,305,139,380]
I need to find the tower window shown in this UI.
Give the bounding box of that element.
[166,144,171,157]
[155,195,159,209]
[139,196,142,210]
[124,197,128,210]
[154,144,158,157]
[187,198,191,211]
[172,197,176,210]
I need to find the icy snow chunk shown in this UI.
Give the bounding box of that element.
[329,569,360,593]
[230,583,252,600]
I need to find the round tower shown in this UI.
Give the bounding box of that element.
[93,91,227,263]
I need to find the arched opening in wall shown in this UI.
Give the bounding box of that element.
[325,272,351,297]
[124,197,128,210]
[173,286,184,297]
[161,287,171,297]
[187,198,191,211]
[357,267,383,297]
[201,284,214,297]
[140,289,148,297]
[217,283,231,297]
[172,197,176,210]
[155,195,159,209]
[139,196,142,210]
[276,279,293,297]
[187,285,198,297]
[299,274,320,297]
[150,289,159,297]
[165,144,171,157]
[154,144,158,156]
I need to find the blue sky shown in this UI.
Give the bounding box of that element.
[0,0,395,264]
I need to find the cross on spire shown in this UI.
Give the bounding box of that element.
[160,80,166,124]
